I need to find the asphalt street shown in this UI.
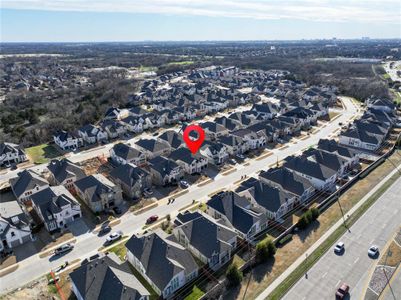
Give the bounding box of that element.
[0,97,358,294]
[282,175,401,300]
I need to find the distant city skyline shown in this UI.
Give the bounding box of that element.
[1,0,400,42]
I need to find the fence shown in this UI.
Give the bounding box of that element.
[199,132,401,300]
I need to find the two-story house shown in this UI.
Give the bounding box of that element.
[173,211,237,271]
[109,163,152,200]
[125,231,199,299]
[0,142,27,167]
[110,143,147,166]
[53,131,83,151]
[0,198,33,252]
[47,159,86,190]
[74,174,123,213]
[168,148,208,175]
[31,186,82,232]
[148,156,183,186]
[70,253,150,300]
[134,139,171,160]
[10,170,49,203]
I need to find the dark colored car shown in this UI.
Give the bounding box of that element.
[113,206,122,215]
[98,225,112,236]
[146,215,159,224]
[336,283,350,299]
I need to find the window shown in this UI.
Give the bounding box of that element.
[11,232,15,237]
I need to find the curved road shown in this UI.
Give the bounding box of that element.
[0,97,358,294]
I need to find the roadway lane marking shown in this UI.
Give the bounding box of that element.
[335,279,341,287]
[354,257,360,264]
[322,271,328,278]
[369,238,375,244]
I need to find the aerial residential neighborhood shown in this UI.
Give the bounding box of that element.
[1,2,401,300]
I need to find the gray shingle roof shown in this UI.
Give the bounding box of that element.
[125,231,198,292]
[109,164,150,188]
[47,159,85,184]
[283,155,337,181]
[74,174,115,203]
[70,253,150,300]
[259,167,313,197]
[9,170,49,199]
[135,139,170,153]
[177,213,237,259]
[112,143,143,160]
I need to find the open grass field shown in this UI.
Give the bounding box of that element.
[25,143,61,164]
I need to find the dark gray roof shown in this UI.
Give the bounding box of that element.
[0,142,24,156]
[47,159,85,184]
[109,164,150,188]
[218,135,246,147]
[125,231,198,292]
[112,143,143,160]
[135,139,170,153]
[283,155,337,181]
[168,147,205,165]
[206,191,266,235]
[303,148,349,173]
[317,139,358,160]
[0,198,30,233]
[259,167,313,197]
[236,178,293,213]
[31,186,79,223]
[70,253,150,300]
[215,116,242,131]
[148,156,180,177]
[201,122,228,134]
[158,130,184,149]
[10,170,49,198]
[74,174,115,203]
[177,213,237,258]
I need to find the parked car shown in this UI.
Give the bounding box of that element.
[143,188,153,197]
[368,245,379,258]
[105,231,123,245]
[335,283,350,299]
[54,243,74,256]
[236,154,245,160]
[180,180,189,189]
[228,158,237,165]
[334,242,345,254]
[98,225,112,236]
[146,215,159,224]
[10,165,17,170]
[113,206,122,215]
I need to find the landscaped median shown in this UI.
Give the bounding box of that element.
[267,169,401,300]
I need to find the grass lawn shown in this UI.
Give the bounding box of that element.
[139,65,158,72]
[25,143,61,164]
[184,285,205,300]
[227,150,401,300]
[328,111,340,120]
[109,243,127,261]
[379,239,401,267]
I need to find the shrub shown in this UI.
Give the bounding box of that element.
[226,263,243,286]
[255,239,276,263]
[311,207,320,220]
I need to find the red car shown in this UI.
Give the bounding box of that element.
[146,215,159,224]
[336,283,350,299]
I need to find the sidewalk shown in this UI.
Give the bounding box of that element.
[255,163,401,300]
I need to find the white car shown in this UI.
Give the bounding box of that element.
[368,245,379,257]
[105,231,122,245]
[54,243,74,255]
[334,242,345,253]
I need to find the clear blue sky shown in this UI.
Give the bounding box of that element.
[1,0,400,42]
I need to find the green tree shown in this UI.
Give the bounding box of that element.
[256,238,276,263]
[226,263,243,286]
[311,207,320,220]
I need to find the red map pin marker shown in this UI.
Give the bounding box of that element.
[183,124,205,154]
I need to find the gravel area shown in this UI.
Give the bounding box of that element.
[369,266,396,294]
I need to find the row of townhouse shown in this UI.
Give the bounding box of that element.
[52,66,333,153]
[339,98,398,152]
[203,138,362,241]
[69,209,239,300]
